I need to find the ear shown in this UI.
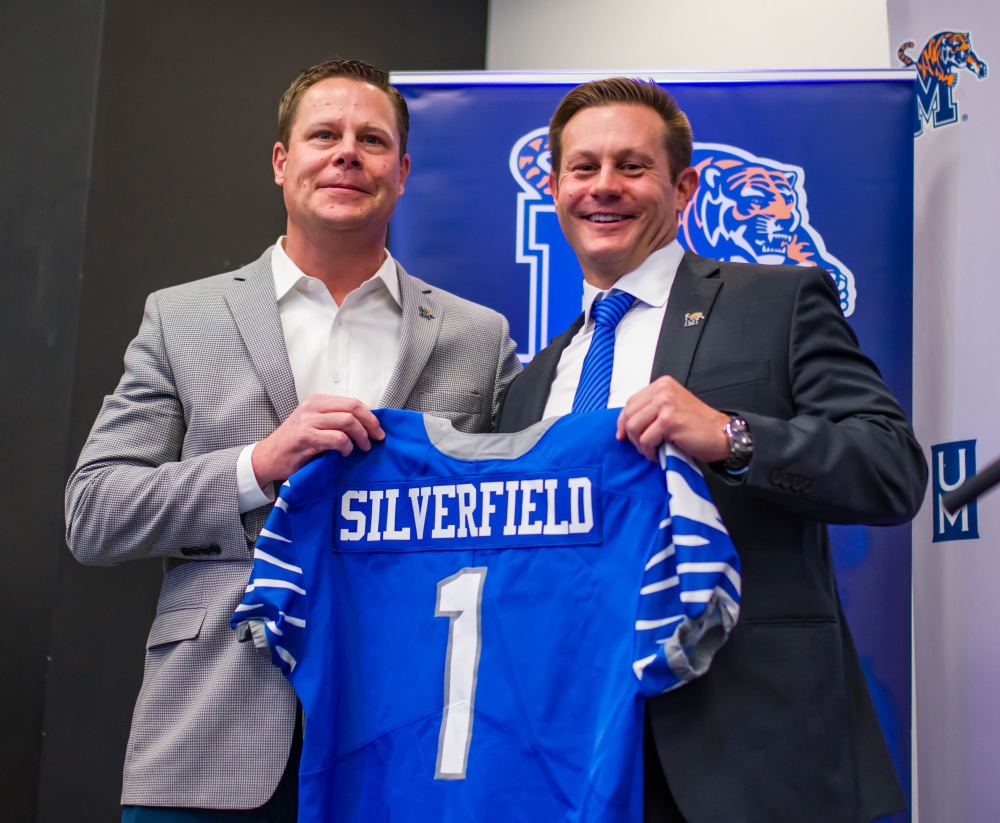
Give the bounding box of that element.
[272,142,288,186]
[673,166,699,211]
[397,153,411,197]
[548,171,559,200]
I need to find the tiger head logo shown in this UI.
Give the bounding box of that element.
[898,31,988,135]
[678,144,856,314]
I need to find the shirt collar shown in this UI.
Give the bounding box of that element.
[581,239,684,322]
[270,237,401,307]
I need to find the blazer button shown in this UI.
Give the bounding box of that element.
[770,471,784,486]
[792,477,804,492]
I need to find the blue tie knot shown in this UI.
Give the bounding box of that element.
[590,291,635,329]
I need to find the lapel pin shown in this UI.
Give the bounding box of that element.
[419,305,435,320]
[684,311,705,327]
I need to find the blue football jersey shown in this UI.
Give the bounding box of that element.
[232,408,741,823]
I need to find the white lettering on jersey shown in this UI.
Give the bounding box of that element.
[568,477,594,534]
[503,481,519,536]
[410,487,431,539]
[456,484,479,538]
[543,478,570,535]
[478,482,504,537]
[367,490,384,541]
[383,489,411,541]
[339,477,596,544]
[518,479,543,535]
[432,485,457,538]
[340,490,367,541]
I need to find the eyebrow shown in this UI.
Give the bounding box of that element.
[301,118,394,137]
[565,147,657,163]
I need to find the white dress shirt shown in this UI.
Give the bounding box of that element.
[542,240,684,420]
[236,239,403,511]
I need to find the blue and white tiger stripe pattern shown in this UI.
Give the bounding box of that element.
[631,445,740,694]
[234,487,308,674]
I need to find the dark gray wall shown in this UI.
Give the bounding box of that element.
[20,1,489,820]
[0,1,106,821]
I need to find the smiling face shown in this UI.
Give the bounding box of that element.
[550,103,697,288]
[272,77,409,246]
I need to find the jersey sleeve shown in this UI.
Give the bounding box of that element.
[230,480,308,676]
[632,444,742,697]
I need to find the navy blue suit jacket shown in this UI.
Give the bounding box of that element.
[496,252,926,823]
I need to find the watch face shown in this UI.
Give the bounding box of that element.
[724,416,753,470]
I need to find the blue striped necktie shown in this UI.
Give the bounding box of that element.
[572,291,636,413]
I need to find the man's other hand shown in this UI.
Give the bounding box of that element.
[252,395,384,488]
[616,376,730,463]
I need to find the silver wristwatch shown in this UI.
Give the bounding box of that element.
[722,415,754,472]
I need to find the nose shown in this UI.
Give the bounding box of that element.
[590,164,621,198]
[333,133,362,168]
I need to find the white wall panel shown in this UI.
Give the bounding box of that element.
[488,0,889,70]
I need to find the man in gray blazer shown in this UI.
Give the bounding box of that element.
[66,59,520,822]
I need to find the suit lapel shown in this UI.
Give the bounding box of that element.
[224,249,299,423]
[380,262,441,409]
[495,314,584,432]
[519,315,584,425]
[651,252,722,384]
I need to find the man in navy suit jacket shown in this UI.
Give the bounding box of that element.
[495,77,926,823]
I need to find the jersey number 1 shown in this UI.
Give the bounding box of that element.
[434,567,487,780]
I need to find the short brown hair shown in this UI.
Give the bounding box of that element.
[548,78,692,181]
[277,58,410,156]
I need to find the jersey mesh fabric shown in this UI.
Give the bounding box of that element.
[232,408,740,823]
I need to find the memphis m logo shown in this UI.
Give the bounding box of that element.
[898,31,988,136]
[931,440,979,543]
[510,131,855,357]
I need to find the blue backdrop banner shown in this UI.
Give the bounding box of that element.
[389,70,915,821]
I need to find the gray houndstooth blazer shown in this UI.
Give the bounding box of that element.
[65,247,521,809]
